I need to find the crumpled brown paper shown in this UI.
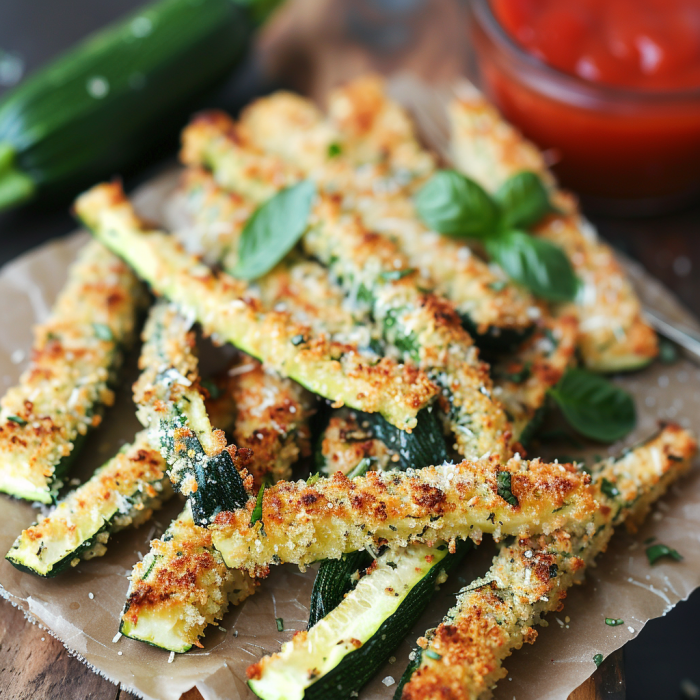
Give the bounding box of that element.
[1,167,699,700]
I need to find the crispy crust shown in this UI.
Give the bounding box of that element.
[211,455,597,574]
[448,91,658,372]
[122,504,258,649]
[0,240,145,501]
[76,182,438,430]
[207,355,314,488]
[401,425,697,700]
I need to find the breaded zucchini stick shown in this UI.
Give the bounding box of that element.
[399,425,696,700]
[5,430,170,577]
[120,502,257,653]
[0,240,145,503]
[75,182,438,431]
[209,454,598,574]
[123,356,313,652]
[448,89,658,372]
[133,301,253,523]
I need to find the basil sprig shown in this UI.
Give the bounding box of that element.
[548,368,636,443]
[234,180,316,281]
[415,169,576,302]
[494,171,557,229]
[415,170,499,237]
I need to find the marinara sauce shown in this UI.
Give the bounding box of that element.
[471,0,700,207]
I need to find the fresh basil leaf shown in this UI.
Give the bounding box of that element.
[485,230,578,302]
[233,181,316,281]
[497,470,519,507]
[646,543,683,565]
[415,169,500,238]
[548,368,636,443]
[495,171,554,229]
[250,481,268,525]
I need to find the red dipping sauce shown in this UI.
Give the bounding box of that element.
[470,0,700,210]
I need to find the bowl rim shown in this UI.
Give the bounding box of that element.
[471,0,700,103]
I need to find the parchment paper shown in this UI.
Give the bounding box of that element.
[1,168,700,700]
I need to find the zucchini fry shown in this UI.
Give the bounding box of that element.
[5,430,170,577]
[399,425,696,700]
[448,89,658,372]
[209,454,598,573]
[0,240,145,503]
[120,502,257,653]
[133,300,253,522]
[206,355,315,488]
[75,182,438,431]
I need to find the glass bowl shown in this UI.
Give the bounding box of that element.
[469,0,700,214]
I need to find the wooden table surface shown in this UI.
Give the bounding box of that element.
[0,0,698,698]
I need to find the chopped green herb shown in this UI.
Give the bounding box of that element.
[646,543,683,565]
[593,653,604,667]
[200,378,221,400]
[306,473,320,486]
[250,482,267,525]
[92,322,113,341]
[379,268,415,282]
[7,415,27,426]
[497,471,519,507]
[275,617,284,632]
[386,561,397,569]
[600,478,620,499]
[604,618,624,626]
[291,334,306,346]
[424,649,442,661]
[327,142,342,158]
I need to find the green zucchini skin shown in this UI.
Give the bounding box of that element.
[461,314,534,357]
[307,550,374,628]
[360,407,448,471]
[0,0,255,210]
[302,541,473,700]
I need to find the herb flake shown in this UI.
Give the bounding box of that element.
[646,543,683,565]
[604,618,624,626]
[497,471,519,507]
[275,617,284,632]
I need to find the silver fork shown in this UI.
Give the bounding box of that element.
[389,73,700,365]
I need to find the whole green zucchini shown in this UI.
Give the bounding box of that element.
[0,0,271,211]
